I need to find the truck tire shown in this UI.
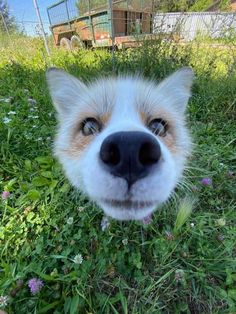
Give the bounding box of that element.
[71,35,85,50]
[60,37,71,50]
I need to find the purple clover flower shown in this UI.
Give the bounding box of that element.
[165,230,174,241]
[226,170,234,178]
[200,177,212,186]
[1,191,10,200]
[142,213,152,225]
[28,278,44,295]
[191,185,199,192]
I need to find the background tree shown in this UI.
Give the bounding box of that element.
[154,0,231,12]
[0,0,17,33]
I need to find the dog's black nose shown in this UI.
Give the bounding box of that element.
[100,131,161,187]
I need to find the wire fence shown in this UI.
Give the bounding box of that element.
[153,12,236,41]
[46,0,236,51]
[1,0,236,52]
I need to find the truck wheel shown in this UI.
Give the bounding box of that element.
[60,37,71,50]
[71,35,85,50]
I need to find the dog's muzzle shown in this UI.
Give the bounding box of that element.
[99,131,161,188]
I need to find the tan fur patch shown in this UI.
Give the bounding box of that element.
[159,133,177,154]
[61,111,111,158]
[139,109,178,154]
[100,112,112,125]
[139,111,147,124]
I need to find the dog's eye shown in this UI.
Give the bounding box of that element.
[81,118,101,136]
[148,119,167,136]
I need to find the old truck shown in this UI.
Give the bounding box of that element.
[47,0,157,49]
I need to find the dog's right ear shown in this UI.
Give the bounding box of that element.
[46,67,87,117]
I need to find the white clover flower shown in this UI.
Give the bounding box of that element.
[175,269,185,282]
[3,117,11,124]
[0,295,9,307]
[28,98,37,106]
[67,217,74,225]
[122,238,128,245]
[190,223,195,227]
[216,218,226,227]
[0,97,12,103]
[101,216,110,231]
[73,253,83,264]
[77,206,84,212]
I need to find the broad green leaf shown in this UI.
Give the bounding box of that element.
[27,189,41,201]
[32,177,50,187]
[70,295,80,314]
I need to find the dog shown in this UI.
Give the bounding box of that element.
[46,67,193,221]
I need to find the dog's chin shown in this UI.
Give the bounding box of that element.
[97,198,159,221]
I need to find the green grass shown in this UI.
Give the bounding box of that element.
[0,37,236,313]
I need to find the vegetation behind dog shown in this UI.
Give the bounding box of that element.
[0,35,235,313]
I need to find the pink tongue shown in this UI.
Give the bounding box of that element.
[141,213,152,225]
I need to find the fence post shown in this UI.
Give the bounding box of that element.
[65,0,71,30]
[109,0,115,72]
[0,10,11,38]
[33,0,51,57]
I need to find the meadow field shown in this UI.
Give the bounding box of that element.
[0,36,235,313]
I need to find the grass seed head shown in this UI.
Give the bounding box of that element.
[174,196,195,235]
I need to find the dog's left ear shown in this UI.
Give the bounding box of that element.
[157,67,194,113]
[46,67,87,117]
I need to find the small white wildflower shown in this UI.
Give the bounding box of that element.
[0,97,12,103]
[67,217,74,225]
[122,238,128,245]
[36,137,43,141]
[32,125,37,128]
[190,223,195,228]
[73,253,83,264]
[77,206,84,212]
[175,269,185,282]
[8,111,16,115]
[33,116,39,119]
[216,218,226,227]
[0,295,9,307]
[3,117,11,124]
[28,98,37,106]
[101,216,110,231]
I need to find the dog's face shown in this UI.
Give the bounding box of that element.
[47,67,193,220]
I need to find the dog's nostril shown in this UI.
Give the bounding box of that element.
[100,142,120,166]
[100,131,161,187]
[139,141,161,166]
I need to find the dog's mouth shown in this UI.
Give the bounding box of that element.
[101,198,157,210]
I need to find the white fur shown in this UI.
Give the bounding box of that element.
[47,67,193,220]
